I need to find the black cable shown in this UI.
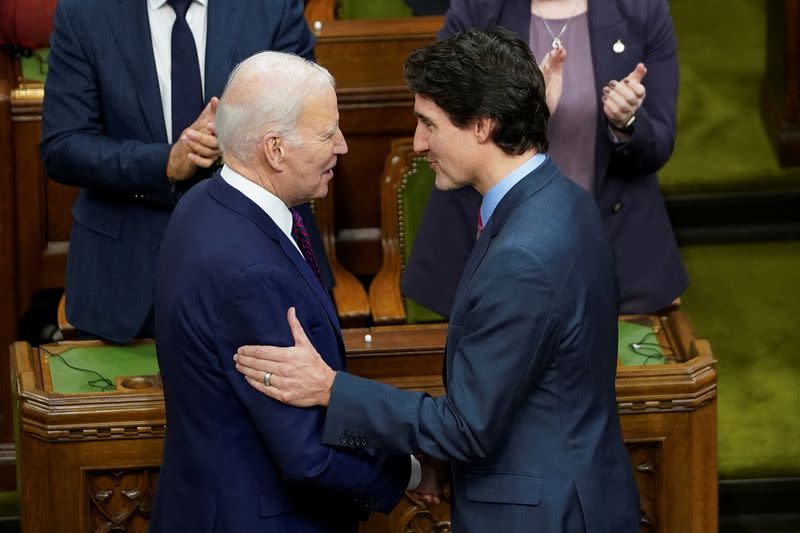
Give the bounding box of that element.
[46,351,115,391]
[628,331,671,365]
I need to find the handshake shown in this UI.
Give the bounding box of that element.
[410,455,450,506]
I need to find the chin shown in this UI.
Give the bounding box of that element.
[434,175,459,191]
[313,184,330,200]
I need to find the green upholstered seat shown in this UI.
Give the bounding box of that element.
[20,49,48,82]
[399,157,446,324]
[370,138,445,324]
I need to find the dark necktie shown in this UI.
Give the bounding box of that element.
[168,0,203,143]
[291,208,323,284]
[476,210,484,240]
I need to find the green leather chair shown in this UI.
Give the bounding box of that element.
[369,138,444,324]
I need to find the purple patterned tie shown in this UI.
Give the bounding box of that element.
[476,210,484,240]
[291,208,323,284]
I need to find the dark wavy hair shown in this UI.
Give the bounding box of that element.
[403,27,549,155]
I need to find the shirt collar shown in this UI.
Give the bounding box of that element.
[220,165,294,241]
[148,0,207,10]
[480,153,547,227]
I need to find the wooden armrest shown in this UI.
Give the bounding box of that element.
[368,138,416,324]
[368,243,406,324]
[313,185,370,327]
[330,262,371,327]
[57,293,76,339]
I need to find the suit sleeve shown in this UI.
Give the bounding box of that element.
[271,0,316,61]
[215,265,409,513]
[609,0,678,176]
[324,245,559,462]
[39,0,174,204]
[438,0,494,39]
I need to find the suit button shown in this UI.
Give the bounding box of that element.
[612,201,623,213]
[348,437,355,446]
[339,436,347,445]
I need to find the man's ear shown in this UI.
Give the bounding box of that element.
[262,133,285,170]
[474,116,496,144]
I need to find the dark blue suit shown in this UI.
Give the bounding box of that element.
[40,0,330,343]
[324,158,639,532]
[151,174,409,532]
[402,0,688,317]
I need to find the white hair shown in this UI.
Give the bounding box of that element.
[215,51,335,163]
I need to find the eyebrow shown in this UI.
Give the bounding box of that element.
[322,122,339,138]
[414,111,433,125]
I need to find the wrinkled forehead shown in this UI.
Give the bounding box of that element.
[296,86,340,132]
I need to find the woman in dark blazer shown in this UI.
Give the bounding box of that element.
[402,0,688,316]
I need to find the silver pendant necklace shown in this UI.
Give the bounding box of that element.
[533,0,582,49]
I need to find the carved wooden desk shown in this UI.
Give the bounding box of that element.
[11,311,716,533]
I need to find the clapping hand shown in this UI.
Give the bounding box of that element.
[602,62,647,134]
[539,47,566,114]
[167,97,222,181]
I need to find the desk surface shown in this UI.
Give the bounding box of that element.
[40,319,667,394]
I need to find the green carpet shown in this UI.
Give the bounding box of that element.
[680,242,800,478]
[662,0,800,194]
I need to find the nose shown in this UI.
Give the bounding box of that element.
[334,128,348,155]
[412,124,429,154]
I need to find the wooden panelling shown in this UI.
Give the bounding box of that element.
[314,16,442,274]
[12,312,717,533]
[0,51,18,490]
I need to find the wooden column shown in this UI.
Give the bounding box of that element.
[763,0,800,165]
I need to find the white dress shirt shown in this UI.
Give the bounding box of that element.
[147,0,208,143]
[220,166,302,254]
[221,165,422,490]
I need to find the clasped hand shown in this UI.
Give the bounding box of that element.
[167,97,223,181]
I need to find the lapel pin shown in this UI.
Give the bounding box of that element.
[613,39,625,53]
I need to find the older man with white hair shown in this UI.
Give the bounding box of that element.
[149,51,425,533]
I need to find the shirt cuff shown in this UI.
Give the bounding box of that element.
[406,455,422,490]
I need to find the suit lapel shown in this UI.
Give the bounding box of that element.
[451,158,561,309]
[204,1,245,99]
[108,0,167,142]
[208,176,341,336]
[451,215,492,310]
[588,0,627,192]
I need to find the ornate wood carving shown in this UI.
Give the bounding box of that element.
[627,441,662,533]
[399,492,451,533]
[13,311,717,533]
[87,468,159,533]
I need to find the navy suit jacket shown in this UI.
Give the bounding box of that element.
[324,158,640,533]
[150,174,409,533]
[40,0,331,343]
[402,0,688,317]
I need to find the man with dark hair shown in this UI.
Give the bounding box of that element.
[233,28,640,532]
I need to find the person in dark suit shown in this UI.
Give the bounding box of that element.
[233,28,640,533]
[40,0,331,343]
[151,51,419,532]
[401,0,688,318]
